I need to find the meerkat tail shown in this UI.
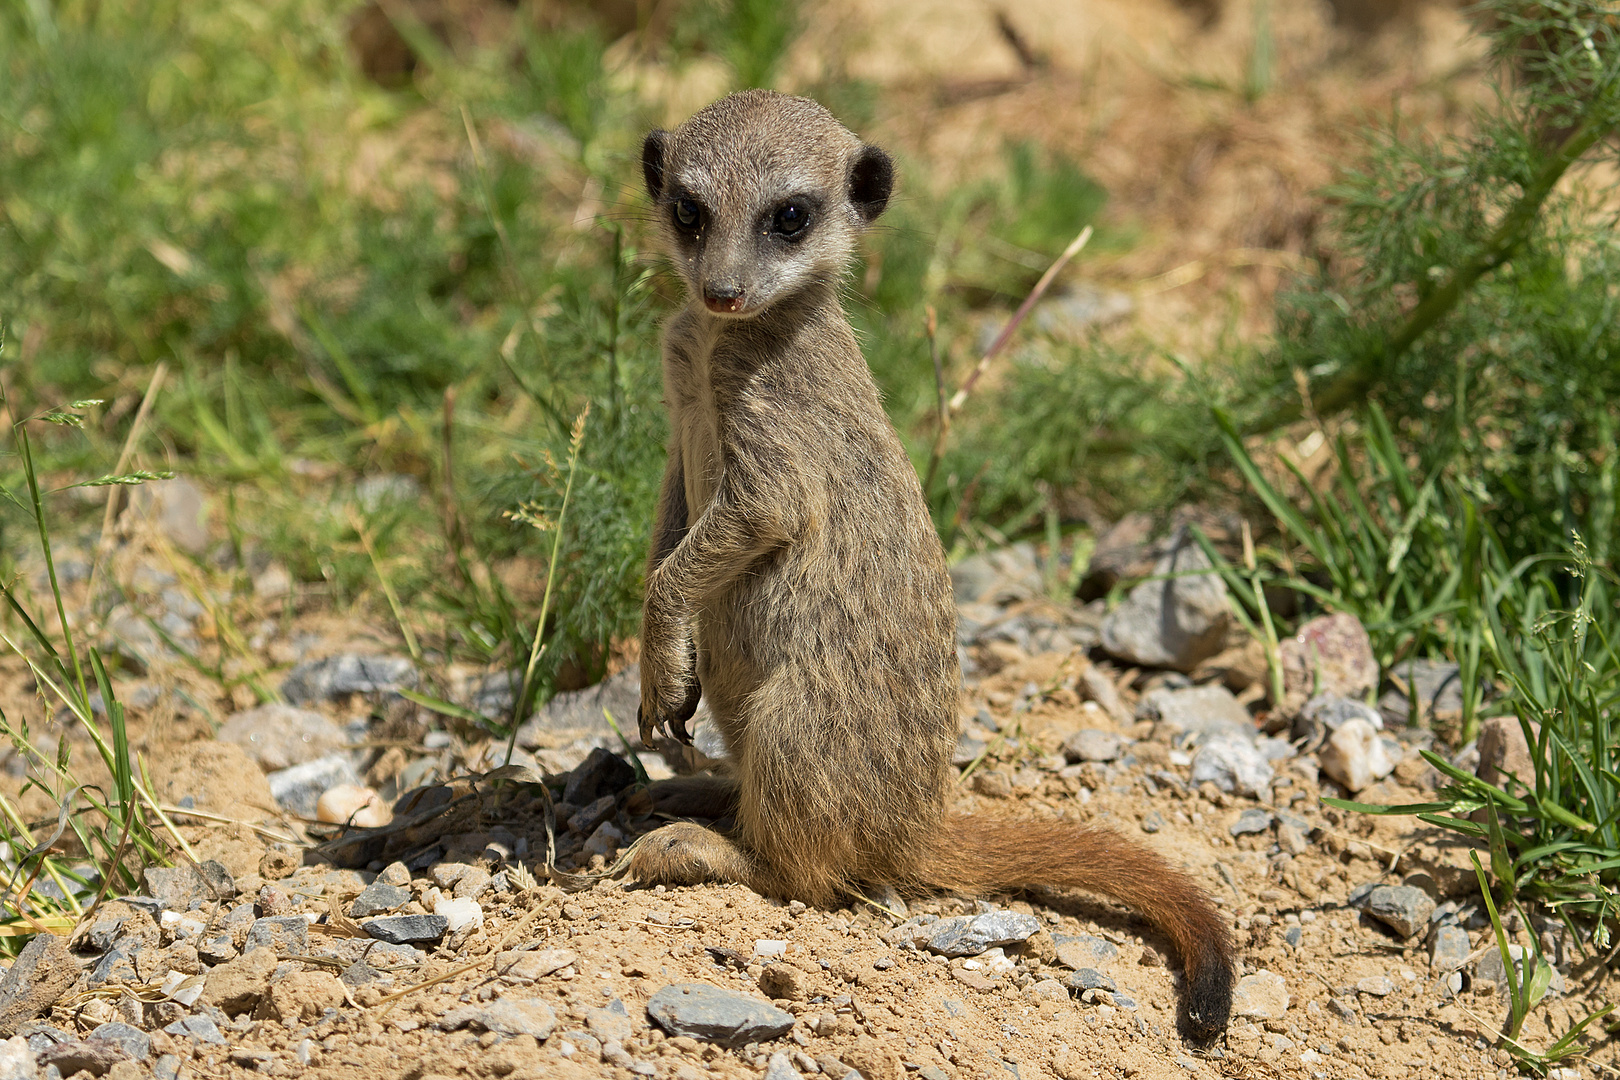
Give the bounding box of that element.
[919,815,1235,1039]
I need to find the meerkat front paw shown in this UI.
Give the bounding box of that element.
[638,633,701,745]
[629,822,753,887]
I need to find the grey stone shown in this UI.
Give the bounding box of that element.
[567,793,618,837]
[952,733,987,767]
[585,999,633,1043]
[1431,925,1471,973]
[1061,729,1124,763]
[349,881,411,918]
[950,544,1042,606]
[86,1022,149,1062]
[244,915,308,954]
[1191,736,1274,797]
[1140,684,1255,745]
[924,911,1041,957]
[0,932,77,1036]
[1295,695,1383,749]
[515,666,641,745]
[1064,968,1115,992]
[1077,665,1133,727]
[281,655,417,705]
[436,998,557,1040]
[153,1054,181,1080]
[645,984,795,1048]
[145,477,210,553]
[144,862,234,911]
[1356,885,1435,940]
[1229,809,1274,836]
[1284,926,1302,948]
[197,934,238,965]
[266,753,362,817]
[85,949,136,989]
[362,914,448,945]
[1139,811,1164,834]
[36,1040,127,1077]
[1355,976,1395,997]
[1382,658,1467,726]
[355,473,421,513]
[102,606,167,672]
[1099,530,1229,672]
[1034,285,1134,339]
[218,704,348,772]
[763,1051,802,1080]
[0,1033,36,1080]
[563,747,638,805]
[1052,934,1119,969]
[162,1016,227,1045]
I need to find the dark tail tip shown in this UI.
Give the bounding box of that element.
[1179,945,1234,1042]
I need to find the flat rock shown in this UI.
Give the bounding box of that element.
[1099,530,1229,672]
[1062,729,1124,763]
[349,881,410,918]
[924,911,1041,957]
[1317,719,1396,793]
[162,1016,227,1045]
[0,1035,33,1080]
[763,1051,802,1080]
[950,543,1042,606]
[1382,658,1466,726]
[1140,684,1255,745]
[1432,925,1471,973]
[437,998,557,1040]
[36,1039,128,1077]
[218,704,348,771]
[1052,934,1119,970]
[281,655,417,705]
[1356,976,1395,997]
[86,1022,149,1062]
[1356,885,1435,940]
[1294,694,1383,749]
[1231,971,1289,1019]
[1064,968,1115,992]
[1229,808,1274,836]
[362,914,448,945]
[1191,736,1274,797]
[0,932,77,1036]
[243,915,308,954]
[585,999,634,1043]
[266,754,362,818]
[646,984,795,1048]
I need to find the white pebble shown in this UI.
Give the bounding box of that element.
[434,896,484,932]
[316,784,392,828]
[753,939,788,958]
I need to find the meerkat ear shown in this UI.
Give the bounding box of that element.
[642,130,670,199]
[849,144,893,223]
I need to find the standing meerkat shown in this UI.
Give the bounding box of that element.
[630,90,1234,1038]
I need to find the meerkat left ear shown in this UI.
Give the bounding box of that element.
[849,144,893,223]
[642,130,671,199]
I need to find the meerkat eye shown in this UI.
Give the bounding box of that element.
[772,203,809,238]
[673,198,701,230]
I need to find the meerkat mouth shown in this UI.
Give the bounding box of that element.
[702,295,751,316]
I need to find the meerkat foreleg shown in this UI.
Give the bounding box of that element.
[638,479,785,745]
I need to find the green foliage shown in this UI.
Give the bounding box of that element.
[1255,0,1620,566]
[671,0,802,90]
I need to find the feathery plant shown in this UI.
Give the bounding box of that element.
[0,373,180,950]
[1254,0,1620,566]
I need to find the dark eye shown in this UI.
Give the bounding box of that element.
[773,203,808,237]
[674,198,701,229]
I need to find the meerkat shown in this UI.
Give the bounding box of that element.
[629,90,1234,1038]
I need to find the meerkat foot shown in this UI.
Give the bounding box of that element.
[628,822,755,888]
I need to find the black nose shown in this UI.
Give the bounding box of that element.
[704,282,742,302]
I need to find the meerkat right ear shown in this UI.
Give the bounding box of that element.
[642,130,670,199]
[849,144,894,223]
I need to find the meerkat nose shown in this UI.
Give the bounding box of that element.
[702,283,746,314]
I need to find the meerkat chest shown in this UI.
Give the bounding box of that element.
[668,322,724,525]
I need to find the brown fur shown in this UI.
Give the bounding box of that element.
[630,90,1234,1038]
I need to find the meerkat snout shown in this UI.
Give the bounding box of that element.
[642,91,894,319]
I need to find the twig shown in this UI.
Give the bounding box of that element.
[88,360,167,598]
[947,225,1092,414]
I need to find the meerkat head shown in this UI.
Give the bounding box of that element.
[642,90,893,319]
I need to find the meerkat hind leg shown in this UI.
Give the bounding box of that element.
[643,773,739,819]
[628,821,757,889]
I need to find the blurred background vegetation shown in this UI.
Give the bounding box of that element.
[2,0,1617,720]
